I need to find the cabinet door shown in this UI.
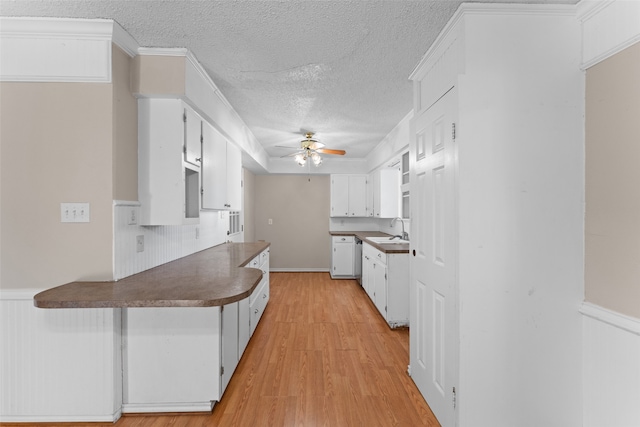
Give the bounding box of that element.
[378,168,401,218]
[184,106,202,167]
[373,260,387,319]
[201,121,227,210]
[373,170,381,217]
[221,302,239,395]
[238,297,250,358]
[332,241,354,276]
[331,175,350,217]
[366,174,374,217]
[349,175,367,217]
[226,142,242,210]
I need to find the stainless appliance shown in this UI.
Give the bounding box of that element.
[355,237,363,284]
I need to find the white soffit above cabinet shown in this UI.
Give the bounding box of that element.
[1,0,578,161]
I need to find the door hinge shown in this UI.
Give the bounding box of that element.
[452,123,456,141]
[221,305,224,312]
[220,366,224,376]
[183,112,187,123]
[200,187,204,196]
[453,386,457,409]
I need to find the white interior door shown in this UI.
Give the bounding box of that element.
[410,88,458,427]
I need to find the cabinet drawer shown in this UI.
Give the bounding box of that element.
[332,235,354,244]
[248,255,260,269]
[260,249,269,269]
[250,279,270,335]
[363,242,386,265]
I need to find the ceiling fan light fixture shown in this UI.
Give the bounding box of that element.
[311,152,322,166]
[294,153,307,166]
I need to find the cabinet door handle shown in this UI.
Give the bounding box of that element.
[413,249,416,256]
[263,294,267,299]
[254,309,259,314]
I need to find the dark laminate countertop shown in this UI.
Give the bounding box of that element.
[34,241,270,309]
[329,231,409,254]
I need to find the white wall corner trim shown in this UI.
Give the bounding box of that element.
[578,0,640,69]
[0,17,116,82]
[580,301,640,336]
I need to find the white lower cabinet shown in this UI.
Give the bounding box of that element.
[221,302,239,393]
[362,242,409,328]
[331,235,355,278]
[122,248,270,413]
[249,249,270,335]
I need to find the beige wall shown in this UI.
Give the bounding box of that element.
[243,168,256,242]
[0,82,115,289]
[131,55,186,96]
[0,45,138,290]
[254,175,330,270]
[112,45,138,201]
[585,42,640,318]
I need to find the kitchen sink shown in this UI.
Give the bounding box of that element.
[365,237,409,244]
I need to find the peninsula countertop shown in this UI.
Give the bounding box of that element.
[329,231,409,254]
[34,241,270,309]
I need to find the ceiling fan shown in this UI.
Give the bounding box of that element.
[277,132,346,167]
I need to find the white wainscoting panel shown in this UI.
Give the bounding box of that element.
[0,18,114,82]
[581,302,640,427]
[578,0,640,69]
[113,201,229,280]
[0,290,121,422]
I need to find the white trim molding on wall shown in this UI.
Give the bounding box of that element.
[580,302,640,427]
[577,0,640,69]
[0,17,138,82]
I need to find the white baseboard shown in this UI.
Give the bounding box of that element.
[122,401,214,414]
[269,268,330,272]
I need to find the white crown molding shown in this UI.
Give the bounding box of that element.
[577,0,640,69]
[111,22,139,58]
[580,302,640,336]
[409,3,576,80]
[0,16,113,39]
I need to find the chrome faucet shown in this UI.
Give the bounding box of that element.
[391,217,409,241]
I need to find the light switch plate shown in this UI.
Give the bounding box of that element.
[61,203,90,223]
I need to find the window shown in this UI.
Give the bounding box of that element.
[228,211,241,236]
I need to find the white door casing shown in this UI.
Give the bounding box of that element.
[410,88,458,427]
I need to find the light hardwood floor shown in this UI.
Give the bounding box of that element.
[3,272,439,427]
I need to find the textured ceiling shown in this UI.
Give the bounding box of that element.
[1,0,577,160]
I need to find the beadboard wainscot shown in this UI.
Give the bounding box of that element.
[581,303,640,427]
[0,289,123,422]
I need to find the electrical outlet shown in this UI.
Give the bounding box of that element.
[268,218,273,225]
[136,235,144,253]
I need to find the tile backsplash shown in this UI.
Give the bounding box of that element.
[113,201,231,280]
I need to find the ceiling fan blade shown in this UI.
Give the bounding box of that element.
[280,152,302,158]
[316,148,346,155]
[275,145,300,149]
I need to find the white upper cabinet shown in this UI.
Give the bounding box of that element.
[372,168,400,218]
[183,107,202,167]
[138,98,200,225]
[330,174,368,217]
[201,121,241,211]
